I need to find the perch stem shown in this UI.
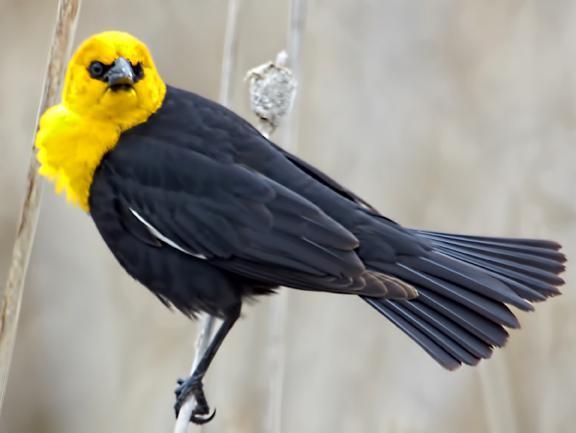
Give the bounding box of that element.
[266,2,307,433]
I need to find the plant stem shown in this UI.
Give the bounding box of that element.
[266,2,307,433]
[0,0,81,414]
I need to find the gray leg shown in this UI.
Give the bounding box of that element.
[174,303,241,424]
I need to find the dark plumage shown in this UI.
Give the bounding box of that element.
[90,86,565,373]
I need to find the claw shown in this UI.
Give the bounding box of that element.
[174,376,217,425]
[175,377,185,391]
[191,407,216,424]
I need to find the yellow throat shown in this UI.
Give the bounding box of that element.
[35,31,166,211]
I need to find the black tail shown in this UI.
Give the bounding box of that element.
[364,230,566,370]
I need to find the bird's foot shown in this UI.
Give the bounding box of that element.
[174,376,216,424]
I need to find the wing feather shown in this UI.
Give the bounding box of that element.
[98,135,408,297]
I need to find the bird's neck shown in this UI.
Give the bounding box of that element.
[35,104,122,212]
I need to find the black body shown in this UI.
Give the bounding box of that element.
[90,86,565,370]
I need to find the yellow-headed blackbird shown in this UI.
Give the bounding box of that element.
[36,32,566,424]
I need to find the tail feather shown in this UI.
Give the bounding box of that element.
[417,291,509,346]
[372,262,521,327]
[401,300,492,359]
[410,254,534,310]
[416,230,563,251]
[481,272,547,302]
[433,248,561,299]
[364,230,565,369]
[365,297,462,370]
[417,232,565,273]
[429,240,565,284]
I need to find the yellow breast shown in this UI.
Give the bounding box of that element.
[35,104,121,212]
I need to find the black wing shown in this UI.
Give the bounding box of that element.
[95,133,413,298]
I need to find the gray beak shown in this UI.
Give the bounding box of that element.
[105,57,135,89]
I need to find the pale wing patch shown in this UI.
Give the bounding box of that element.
[129,208,207,260]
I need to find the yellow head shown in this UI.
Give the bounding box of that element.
[36,31,166,211]
[62,31,166,128]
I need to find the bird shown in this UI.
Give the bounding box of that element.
[35,31,566,424]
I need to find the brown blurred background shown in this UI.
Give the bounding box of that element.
[1,0,575,432]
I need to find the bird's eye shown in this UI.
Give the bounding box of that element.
[132,62,144,81]
[88,61,105,78]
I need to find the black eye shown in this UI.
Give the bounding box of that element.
[88,61,105,78]
[132,62,144,81]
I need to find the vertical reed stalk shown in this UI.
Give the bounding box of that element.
[0,0,82,414]
[266,2,307,433]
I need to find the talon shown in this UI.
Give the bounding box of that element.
[174,376,200,405]
[174,377,186,397]
[191,407,216,424]
[173,376,216,424]
[174,396,185,418]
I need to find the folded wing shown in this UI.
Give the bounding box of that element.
[97,135,414,298]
